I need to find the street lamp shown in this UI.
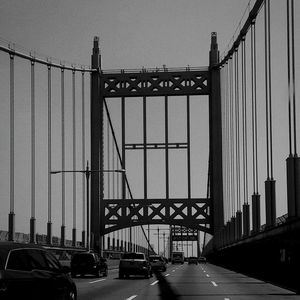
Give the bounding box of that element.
[51,161,125,251]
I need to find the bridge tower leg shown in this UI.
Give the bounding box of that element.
[209,32,224,242]
[90,36,104,254]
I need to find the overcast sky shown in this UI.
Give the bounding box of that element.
[0,0,299,254]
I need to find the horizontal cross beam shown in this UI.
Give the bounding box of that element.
[101,70,210,97]
[103,198,212,235]
[125,142,188,150]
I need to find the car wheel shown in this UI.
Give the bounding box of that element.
[71,272,76,278]
[119,272,124,279]
[103,268,108,277]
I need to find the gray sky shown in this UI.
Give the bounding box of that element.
[0,0,299,254]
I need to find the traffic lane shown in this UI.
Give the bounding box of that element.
[74,268,161,300]
[166,263,300,299]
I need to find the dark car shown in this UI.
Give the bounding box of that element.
[198,256,207,263]
[0,241,77,300]
[188,256,198,265]
[149,255,167,272]
[119,252,152,279]
[71,251,108,278]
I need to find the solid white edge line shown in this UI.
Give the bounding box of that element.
[126,295,138,300]
[211,281,218,287]
[150,280,159,286]
[89,278,106,284]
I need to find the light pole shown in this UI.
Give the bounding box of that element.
[51,161,125,251]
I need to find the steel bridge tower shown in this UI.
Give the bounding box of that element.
[90,33,223,254]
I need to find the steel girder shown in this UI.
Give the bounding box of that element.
[101,69,209,98]
[103,198,212,234]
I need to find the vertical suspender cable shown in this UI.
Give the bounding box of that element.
[253,22,259,193]
[229,58,235,216]
[287,0,293,156]
[242,38,249,204]
[264,0,270,180]
[61,68,66,230]
[9,54,15,241]
[82,71,86,233]
[267,0,274,179]
[291,0,297,156]
[226,62,231,220]
[72,69,76,238]
[251,24,256,193]
[47,65,52,226]
[235,49,241,212]
[31,60,35,222]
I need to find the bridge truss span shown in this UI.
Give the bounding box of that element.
[104,198,212,234]
[102,69,210,98]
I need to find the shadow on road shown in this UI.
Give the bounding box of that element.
[154,271,181,300]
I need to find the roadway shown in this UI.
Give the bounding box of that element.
[74,262,300,299]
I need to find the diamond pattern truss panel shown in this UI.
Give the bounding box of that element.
[102,70,210,98]
[104,198,212,234]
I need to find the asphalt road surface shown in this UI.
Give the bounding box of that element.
[74,262,300,299]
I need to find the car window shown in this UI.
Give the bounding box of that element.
[44,251,61,271]
[122,253,145,260]
[27,249,48,270]
[6,249,33,271]
[73,253,94,264]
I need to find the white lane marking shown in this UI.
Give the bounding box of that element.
[89,278,106,284]
[126,296,138,300]
[203,270,206,273]
[165,273,170,277]
[211,281,218,287]
[172,270,176,272]
[206,274,210,277]
[224,298,230,300]
[151,280,159,286]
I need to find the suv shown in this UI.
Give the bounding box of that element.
[149,255,167,272]
[71,251,108,278]
[119,252,152,279]
[0,242,77,300]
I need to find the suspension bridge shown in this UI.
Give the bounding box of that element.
[0,0,300,296]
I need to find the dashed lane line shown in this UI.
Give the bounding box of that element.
[151,280,159,286]
[206,274,210,277]
[211,281,218,287]
[126,295,138,300]
[165,274,170,277]
[89,278,106,284]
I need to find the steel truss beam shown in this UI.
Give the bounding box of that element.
[172,226,199,241]
[101,70,210,98]
[103,198,212,234]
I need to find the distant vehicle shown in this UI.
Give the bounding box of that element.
[171,251,184,264]
[188,256,198,265]
[198,256,207,263]
[71,251,108,278]
[0,241,77,300]
[149,255,167,272]
[119,252,152,279]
